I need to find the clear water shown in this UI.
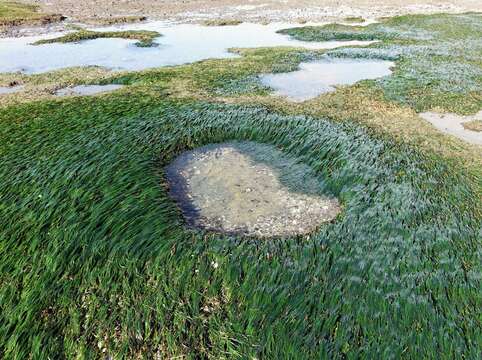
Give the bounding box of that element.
[260,57,394,101]
[0,22,375,74]
[55,84,124,96]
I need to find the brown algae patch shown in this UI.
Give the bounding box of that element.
[165,141,340,237]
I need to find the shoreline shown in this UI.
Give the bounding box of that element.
[3,0,482,38]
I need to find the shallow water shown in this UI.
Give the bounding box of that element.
[420,111,482,145]
[0,22,375,74]
[55,84,124,96]
[166,141,339,237]
[260,57,394,101]
[0,85,24,94]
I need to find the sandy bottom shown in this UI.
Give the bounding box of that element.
[420,111,482,146]
[55,84,124,96]
[165,142,340,238]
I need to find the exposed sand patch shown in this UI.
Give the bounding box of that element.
[165,142,340,237]
[420,111,482,145]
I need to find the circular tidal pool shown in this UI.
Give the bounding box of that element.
[165,141,340,237]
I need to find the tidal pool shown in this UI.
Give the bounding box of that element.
[420,111,482,145]
[260,57,394,101]
[166,141,340,237]
[0,85,24,95]
[0,22,375,74]
[55,84,124,96]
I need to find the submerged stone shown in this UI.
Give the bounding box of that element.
[166,141,340,237]
[55,84,124,97]
[260,57,394,101]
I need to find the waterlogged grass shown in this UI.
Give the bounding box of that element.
[0,12,481,359]
[33,29,161,47]
[279,23,398,41]
[1,45,479,184]
[87,46,482,185]
[0,91,480,358]
[278,13,482,114]
[0,0,63,26]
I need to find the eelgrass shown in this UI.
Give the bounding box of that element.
[33,29,161,47]
[0,90,480,358]
[278,13,482,114]
[0,11,481,359]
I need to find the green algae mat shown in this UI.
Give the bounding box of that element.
[0,12,481,359]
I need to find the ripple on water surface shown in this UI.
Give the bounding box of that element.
[261,57,394,101]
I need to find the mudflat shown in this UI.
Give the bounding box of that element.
[18,0,482,23]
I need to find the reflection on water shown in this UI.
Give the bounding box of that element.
[260,57,394,101]
[0,22,375,74]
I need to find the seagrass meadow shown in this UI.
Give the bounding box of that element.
[0,12,481,359]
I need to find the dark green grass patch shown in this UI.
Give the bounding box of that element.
[33,29,161,47]
[278,13,482,114]
[0,92,480,358]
